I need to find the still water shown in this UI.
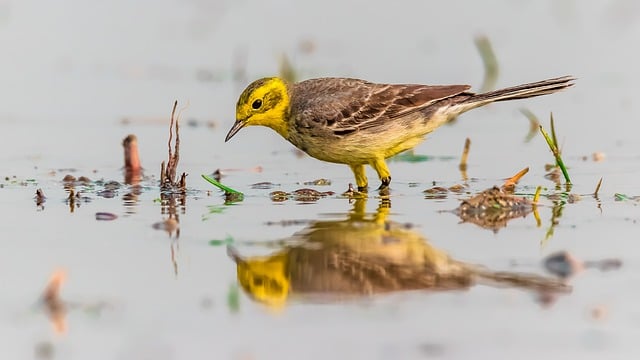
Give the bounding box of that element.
[1,0,640,359]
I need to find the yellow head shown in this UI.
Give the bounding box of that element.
[233,252,290,307]
[225,77,291,142]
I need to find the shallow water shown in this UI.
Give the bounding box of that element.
[2,0,640,359]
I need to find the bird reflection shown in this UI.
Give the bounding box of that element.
[228,199,569,307]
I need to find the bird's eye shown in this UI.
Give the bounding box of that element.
[252,99,263,110]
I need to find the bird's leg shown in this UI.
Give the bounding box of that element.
[371,158,392,190]
[349,164,368,192]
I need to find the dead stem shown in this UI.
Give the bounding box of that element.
[122,134,141,172]
[123,134,142,185]
[161,101,187,191]
[594,177,603,198]
[166,101,178,185]
[502,167,529,192]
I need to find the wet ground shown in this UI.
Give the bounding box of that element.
[2,1,640,359]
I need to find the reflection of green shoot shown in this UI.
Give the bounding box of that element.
[539,114,571,184]
[541,199,565,248]
[615,193,628,201]
[390,150,433,163]
[390,150,457,163]
[532,186,542,227]
[202,205,226,221]
[201,174,243,195]
[614,193,640,201]
[208,235,234,246]
[227,283,240,314]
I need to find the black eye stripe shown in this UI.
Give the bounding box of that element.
[252,99,263,109]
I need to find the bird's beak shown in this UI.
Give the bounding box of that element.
[225,120,246,142]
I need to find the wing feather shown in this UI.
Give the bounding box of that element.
[291,79,470,136]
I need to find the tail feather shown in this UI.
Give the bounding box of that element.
[457,75,575,112]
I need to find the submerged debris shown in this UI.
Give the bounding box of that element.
[544,251,622,279]
[423,184,467,199]
[269,188,334,202]
[448,184,467,193]
[212,169,223,182]
[543,251,583,278]
[35,188,46,208]
[456,187,533,231]
[95,212,118,221]
[152,217,179,234]
[251,182,278,189]
[62,175,91,186]
[37,269,112,334]
[41,270,66,334]
[303,178,332,186]
[424,186,449,199]
[269,191,289,202]
[293,188,334,202]
[62,174,76,183]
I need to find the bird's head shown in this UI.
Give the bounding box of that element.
[225,77,291,142]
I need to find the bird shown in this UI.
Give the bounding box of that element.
[225,75,574,192]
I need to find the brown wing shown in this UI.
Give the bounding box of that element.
[292,78,470,136]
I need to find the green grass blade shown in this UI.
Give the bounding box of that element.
[201,174,243,195]
[539,125,571,184]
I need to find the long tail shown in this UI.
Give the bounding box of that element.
[454,75,575,113]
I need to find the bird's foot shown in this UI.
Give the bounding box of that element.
[377,177,391,190]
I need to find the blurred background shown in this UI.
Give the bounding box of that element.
[0,0,637,124]
[2,0,639,181]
